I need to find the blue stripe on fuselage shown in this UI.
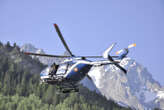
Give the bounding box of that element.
[66,63,92,82]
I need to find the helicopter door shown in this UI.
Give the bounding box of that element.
[56,63,69,75]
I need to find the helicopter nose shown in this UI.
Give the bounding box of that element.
[40,73,45,80]
[40,73,48,78]
[40,72,49,81]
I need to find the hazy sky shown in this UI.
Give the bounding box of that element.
[0,0,164,85]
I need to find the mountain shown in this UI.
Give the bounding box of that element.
[21,43,164,110]
[21,43,62,65]
[89,58,164,110]
[0,42,131,110]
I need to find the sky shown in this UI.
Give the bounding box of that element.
[0,0,164,85]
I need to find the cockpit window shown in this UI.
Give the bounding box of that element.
[56,61,75,75]
[40,66,51,76]
[40,61,76,76]
[56,63,68,75]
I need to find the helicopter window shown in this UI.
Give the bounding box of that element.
[56,63,69,75]
[40,66,51,76]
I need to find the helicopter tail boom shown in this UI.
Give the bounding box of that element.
[100,43,127,74]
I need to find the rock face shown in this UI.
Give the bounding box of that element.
[21,44,62,65]
[89,58,164,110]
[21,44,164,110]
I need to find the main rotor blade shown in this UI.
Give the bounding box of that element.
[86,74,92,80]
[76,56,102,58]
[24,52,118,59]
[24,52,71,58]
[108,55,127,74]
[86,74,94,83]
[54,24,74,56]
[76,56,118,58]
[114,63,127,74]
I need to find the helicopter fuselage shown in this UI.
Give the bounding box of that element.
[66,63,92,82]
[23,24,134,93]
[40,61,93,88]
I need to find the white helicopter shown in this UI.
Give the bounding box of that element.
[24,24,136,93]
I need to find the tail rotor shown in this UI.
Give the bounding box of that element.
[116,43,136,55]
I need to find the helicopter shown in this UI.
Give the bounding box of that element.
[24,24,136,93]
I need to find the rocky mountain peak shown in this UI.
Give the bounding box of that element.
[89,58,164,110]
[21,44,164,110]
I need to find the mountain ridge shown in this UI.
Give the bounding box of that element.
[21,43,164,110]
[0,41,131,110]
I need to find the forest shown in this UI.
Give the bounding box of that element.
[0,41,132,110]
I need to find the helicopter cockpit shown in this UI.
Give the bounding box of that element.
[40,61,75,82]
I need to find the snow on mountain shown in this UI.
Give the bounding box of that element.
[21,43,38,53]
[89,58,164,110]
[21,44,62,65]
[157,91,164,99]
[21,44,164,110]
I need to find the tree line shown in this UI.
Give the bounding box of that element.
[0,41,132,110]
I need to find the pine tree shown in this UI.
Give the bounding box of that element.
[13,42,17,47]
[0,41,3,47]
[0,42,132,110]
[6,41,11,47]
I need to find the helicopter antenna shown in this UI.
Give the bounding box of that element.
[54,24,74,57]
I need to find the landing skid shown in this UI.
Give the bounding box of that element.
[61,88,79,93]
[56,81,79,93]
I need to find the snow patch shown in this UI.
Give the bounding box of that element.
[157,91,164,99]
